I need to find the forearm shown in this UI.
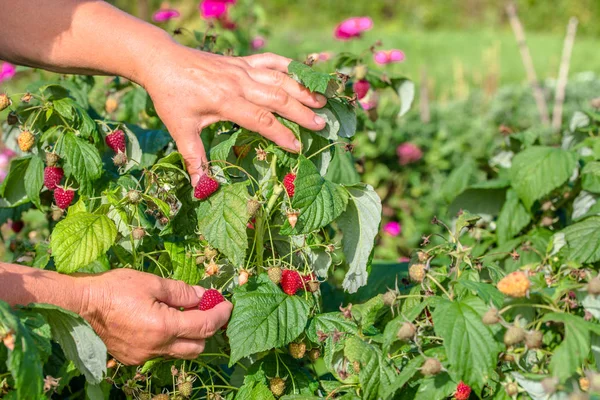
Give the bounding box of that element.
[0,262,85,313]
[0,0,174,85]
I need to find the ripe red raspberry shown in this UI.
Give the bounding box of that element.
[44,166,64,191]
[198,289,225,311]
[105,129,126,153]
[194,175,220,200]
[10,220,24,233]
[54,187,75,209]
[455,381,471,400]
[280,269,303,295]
[353,79,370,100]
[283,173,296,197]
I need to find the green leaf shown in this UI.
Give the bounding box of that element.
[56,133,103,195]
[165,241,202,285]
[325,145,360,185]
[510,146,577,209]
[328,99,356,139]
[24,156,44,209]
[441,159,476,203]
[392,78,415,117]
[560,216,600,263]
[582,161,600,193]
[415,373,456,400]
[237,381,276,400]
[338,185,382,293]
[30,303,107,384]
[0,157,30,207]
[542,313,591,382]
[496,189,531,245]
[122,125,143,172]
[288,61,334,94]
[52,97,75,120]
[281,156,348,235]
[0,301,44,399]
[196,182,249,265]
[344,337,397,400]
[227,276,310,366]
[455,281,504,308]
[306,313,358,343]
[432,297,501,390]
[210,130,240,168]
[50,212,117,273]
[381,354,423,398]
[351,295,384,328]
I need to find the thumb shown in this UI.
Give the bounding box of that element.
[155,278,201,309]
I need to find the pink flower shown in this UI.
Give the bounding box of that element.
[0,148,16,183]
[334,17,373,40]
[396,143,423,165]
[359,91,379,111]
[251,36,266,50]
[374,49,405,65]
[152,8,180,22]
[199,0,228,19]
[399,256,410,263]
[0,62,16,83]
[383,221,401,236]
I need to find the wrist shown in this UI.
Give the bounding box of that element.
[129,30,180,90]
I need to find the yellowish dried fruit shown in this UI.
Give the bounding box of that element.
[0,93,11,111]
[409,263,426,282]
[497,271,530,298]
[17,130,35,152]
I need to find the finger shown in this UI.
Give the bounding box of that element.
[222,99,301,152]
[246,68,327,109]
[155,278,201,309]
[242,82,326,131]
[164,338,206,359]
[172,301,232,339]
[243,52,292,73]
[167,117,218,186]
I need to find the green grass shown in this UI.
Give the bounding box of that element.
[265,27,600,97]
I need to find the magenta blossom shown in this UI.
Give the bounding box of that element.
[374,49,405,65]
[383,221,401,236]
[152,8,180,22]
[396,143,423,165]
[334,17,373,40]
[0,148,16,183]
[251,36,266,50]
[199,0,228,19]
[399,256,411,263]
[0,62,16,83]
[359,91,378,111]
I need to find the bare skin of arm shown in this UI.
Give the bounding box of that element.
[0,0,323,364]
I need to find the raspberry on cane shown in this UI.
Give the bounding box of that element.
[105,129,126,153]
[54,187,75,209]
[283,173,296,197]
[194,174,220,200]
[44,166,64,191]
[353,79,370,100]
[454,381,471,400]
[280,269,303,295]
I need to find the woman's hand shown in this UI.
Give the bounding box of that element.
[141,47,328,185]
[78,269,231,365]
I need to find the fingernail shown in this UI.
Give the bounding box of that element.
[294,139,302,151]
[191,174,200,186]
[314,115,325,126]
[315,94,327,103]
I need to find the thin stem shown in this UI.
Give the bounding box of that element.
[426,273,452,300]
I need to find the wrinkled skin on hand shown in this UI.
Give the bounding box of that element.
[78,269,231,365]
[141,49,328,186]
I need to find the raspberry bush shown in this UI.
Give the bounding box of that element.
[2,5,600,400]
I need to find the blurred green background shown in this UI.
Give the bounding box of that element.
[113,0,600,99]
